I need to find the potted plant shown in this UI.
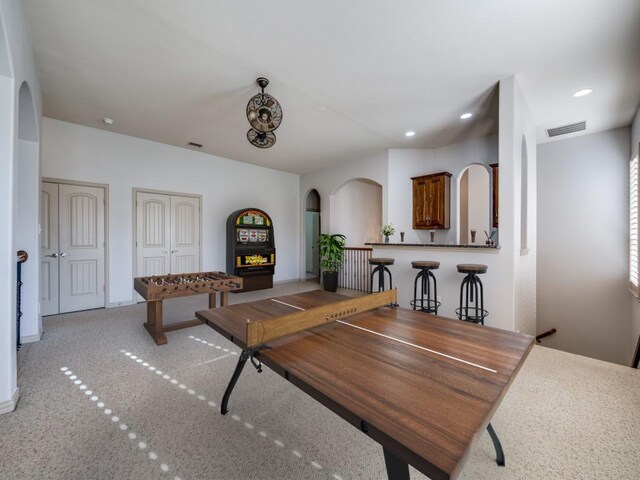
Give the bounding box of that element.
[318,233,346,292]
[381,223,395,243]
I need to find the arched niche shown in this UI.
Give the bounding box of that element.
[18,82,38,141]
[332,178,382,246]
[303,189,321,279]
[457,164,491,244]
[520,135,529,252]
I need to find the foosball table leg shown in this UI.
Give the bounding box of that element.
[143,300,167,345]
[220,291,229,307]
[208,292,217,309]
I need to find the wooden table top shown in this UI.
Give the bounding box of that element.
[195,291,534,480]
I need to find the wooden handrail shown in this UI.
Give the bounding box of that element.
[535,328,557,344]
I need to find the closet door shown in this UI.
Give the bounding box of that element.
[170,195,200,274]
[58,184,105,313]
[40,182,59,316]
[136,192,171,277]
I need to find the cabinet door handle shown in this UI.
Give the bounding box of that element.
[171,250,179,253]
[161,250,169,254]
[45,253,59,258]
[59,252,69,257]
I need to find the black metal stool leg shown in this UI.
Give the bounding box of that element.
[370,268,376,293]
[464,275,471,320]
[487,423,505,466]
[221,350,250,415]
[413,270,422,310]
[477,276,485,325]
[386,266,392,290]
[429,270,438,314]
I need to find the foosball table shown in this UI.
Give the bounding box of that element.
[134,271,242,345]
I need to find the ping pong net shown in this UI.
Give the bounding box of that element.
[245,289,397,348]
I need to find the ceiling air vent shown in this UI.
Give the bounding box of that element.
[187,141,203,148]
[546,121,586,138]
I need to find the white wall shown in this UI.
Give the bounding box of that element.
[387,134,498,245]
[333,179,382,246]
[0,0,43,414]
[538,127,631,365]
[632,106,640,363]
[42,118,300,306]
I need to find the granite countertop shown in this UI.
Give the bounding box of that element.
[365,242,499,249]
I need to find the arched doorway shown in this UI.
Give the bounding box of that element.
[332,178,382,246]
[304,189,321,280]
[14,82,41,343]
[457,164,490,244]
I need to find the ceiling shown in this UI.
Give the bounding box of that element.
[24,0,640,174]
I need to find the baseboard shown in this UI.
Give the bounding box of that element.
[273,278,306,285]
[20,332,41,344]
[107,300,137,308]
[0,388,19,415]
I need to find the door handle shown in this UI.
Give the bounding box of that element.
[45,253,59,258]
[161,250,169,254]
[171,250,179,253]
[59,252,69,257]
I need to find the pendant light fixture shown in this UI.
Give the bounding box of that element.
[246,77,282,148]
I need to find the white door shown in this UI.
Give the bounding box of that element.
[41,182,59,316]
[42,182,106,315]
[170,195,200,274]
[58,184,106,313]
[136,192,171,277]
[135,191,200,285]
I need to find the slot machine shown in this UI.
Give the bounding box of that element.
[226,208,276,292]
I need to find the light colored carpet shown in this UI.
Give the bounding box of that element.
[2,281,639,480]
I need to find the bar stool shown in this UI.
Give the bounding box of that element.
[369,258,395,292]
[455,264,488,324]
[410,260,440,314]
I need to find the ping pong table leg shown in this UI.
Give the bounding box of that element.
[382,447,410,480]
[486,423,505,466]
[221,351,249,415]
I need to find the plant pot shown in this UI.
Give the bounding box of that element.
[322,271,339,292]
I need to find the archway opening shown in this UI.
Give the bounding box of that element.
[14,82,41,344]
[332,178,382,246]
[304,189,321,280]
[458,164,490,244]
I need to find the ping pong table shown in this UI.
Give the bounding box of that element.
[195,289,534,480]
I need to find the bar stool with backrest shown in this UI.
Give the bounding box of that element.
[455,264,488,324]
[368,257,395,292]
[410,260,440,314]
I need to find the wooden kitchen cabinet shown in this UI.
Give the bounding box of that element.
[490,163,499,228]
[411,172,451,229]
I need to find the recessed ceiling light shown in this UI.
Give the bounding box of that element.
[102,117,114,125]
[573,89,593,97]
[460,113,472,119]
[405,131,416,137]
